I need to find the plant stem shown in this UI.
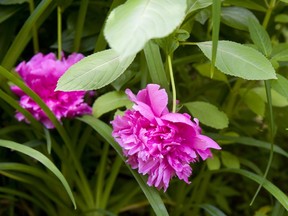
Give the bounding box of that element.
[262,0,277,29]
[57,6,62,59]
[250,80,275,205]
[29,0,39,53]
[73,0,89,52]
[167,54,176,113]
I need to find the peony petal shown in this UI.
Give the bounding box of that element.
[146,84,168,116]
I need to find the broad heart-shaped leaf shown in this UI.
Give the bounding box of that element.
[0,140,76,209]
[56,49,135,91]
[104,0,187,57]
[184,101,229,129]
[93,91,132,118]
[197,41,277,80]
[248,17,272,57]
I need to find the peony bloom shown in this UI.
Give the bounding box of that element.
[111,84,221,191]
[11,52,92,129]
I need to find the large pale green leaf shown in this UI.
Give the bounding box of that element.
[197,41,277,80]
[0,140,76,209]
[92,91,132,118]
[185,101,229,129]
[248,17,272,57]
[79,116,169,216]
[104,0,187,57]
[56,49,135,91]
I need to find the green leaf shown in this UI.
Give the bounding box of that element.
[253,87,288,107]
[248,17,272,57]
[79,116,169,216]
[208,134,288,158]
[223,0,266,12]
[279,0,288,3]
[195,63,228,83]
[0,0,28,4]
[275,14,288,23]
[0,6,21,23]
[143,41,170,93]
[221,7,257,31]
[92,91,132,118]
[56,49,135,91]
[200,204,227,216]
[239,88,265,116]
[0,140,76,209]
[217,169,288,211]
[207,155,221,170]
[197,40,277,80]
[271,74,288,99]
[211,0,221,78]
[187,0,213,14]
[271,43,288,62]
[221,151,240,169]
[104,0,187,57]
[185,101,229,129]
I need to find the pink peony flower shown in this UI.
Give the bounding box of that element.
[111,84,221,191]
[11,52,92,129]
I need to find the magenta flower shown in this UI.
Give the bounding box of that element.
[111,84,221,191]
[11,52,92,129]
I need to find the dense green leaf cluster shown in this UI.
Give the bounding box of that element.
[0,0,288,215]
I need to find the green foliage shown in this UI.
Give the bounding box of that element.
[197,41,277,80]
[185,101,229,129]
[104,0,187,57]
[57,49,136,91]
[1,0,288,215]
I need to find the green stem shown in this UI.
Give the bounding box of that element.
[224,79,244,116]
[57,6,62,59]
[250,80,275,205]
[250,1,276,204]
[167,54,176,113]
[95,143,109,210]
[73,0,89,52]
[29,0,39,53]
[101,156,122,209]
[262,0,277,29]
